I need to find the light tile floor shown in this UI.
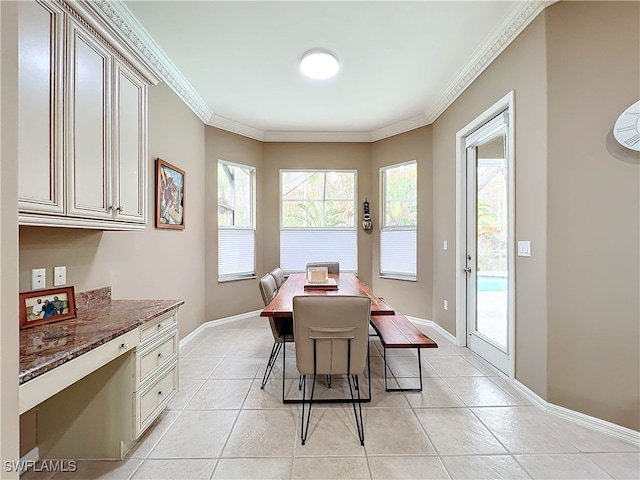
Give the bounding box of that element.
[24,316,639,480]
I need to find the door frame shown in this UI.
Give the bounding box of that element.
[455,91,515,378]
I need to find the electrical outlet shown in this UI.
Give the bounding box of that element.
[443,299,448,310]
[31,268,46,290]
[54,266,66,286]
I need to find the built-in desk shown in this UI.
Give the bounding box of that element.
[20,289,183,459]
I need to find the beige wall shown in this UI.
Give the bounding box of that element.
[19,82,206,340]
[1,1,21,474]
[545,1,639,430]
[204,126,264,320]
[432,11,549,397]
[203,134,430,320]
[431,1,639,430]
[203,139,374,320]
[371,126,434,319]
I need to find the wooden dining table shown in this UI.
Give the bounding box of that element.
[260,273,395,318]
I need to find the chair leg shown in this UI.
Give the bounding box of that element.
[282,340,287,402]
[261,342,282,389]
[300,374,317,446]
[347,374,365,446]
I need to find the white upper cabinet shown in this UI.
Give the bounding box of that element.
[18,0,151,230]
[67,17,113,220]
[113,60,147,223]
[17,0,65,215]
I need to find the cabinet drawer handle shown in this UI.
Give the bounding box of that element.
[158,352,164,359]
[158,390,163,396]
[157,323,163,329]
[121,342,129,349]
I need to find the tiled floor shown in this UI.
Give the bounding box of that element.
[24,316,639,480]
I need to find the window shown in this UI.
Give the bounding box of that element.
[380,161,417,280]
[218,160,255,281]
[280,170,357,273]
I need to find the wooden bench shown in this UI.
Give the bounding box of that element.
[370,312,438,392]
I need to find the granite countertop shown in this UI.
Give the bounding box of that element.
[19,288,184,385]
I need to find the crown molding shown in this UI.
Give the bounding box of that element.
[208,114,265,142]
[89,0,547,143]
[425,0,548,123]
[370,114,430,142]
[61,0,159,85]
[88,0,212,123]
[263,130,373,143]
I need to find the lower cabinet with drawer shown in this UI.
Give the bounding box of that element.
[34,307,180,459]
[133,310,180,439]
[135,361,178,436]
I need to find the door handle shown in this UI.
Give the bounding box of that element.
[464,267,472,274]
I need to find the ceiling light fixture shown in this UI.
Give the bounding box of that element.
[300,49,339,80]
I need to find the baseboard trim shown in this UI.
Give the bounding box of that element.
[179,310,262,348]
[514,380,640,447]
[406,315,457,345]
[403,316,640,447]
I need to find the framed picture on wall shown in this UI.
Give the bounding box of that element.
[19,286,77,329]
[156,158,185,229]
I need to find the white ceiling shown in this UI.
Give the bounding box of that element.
[99,1,545,141]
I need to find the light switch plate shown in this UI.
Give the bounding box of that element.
[54,266,66,286]
[517,241,531,257]
[443,240,448,251]
[31,268,45,290]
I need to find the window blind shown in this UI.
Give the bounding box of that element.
[280,229,357,273]
[218,228,255,280]
[380,229,416,280]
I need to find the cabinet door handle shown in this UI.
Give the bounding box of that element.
[116,206,124,213]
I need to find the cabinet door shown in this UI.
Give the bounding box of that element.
[18,0,65,214]
[66,19,113,220]
[113,61,147,223]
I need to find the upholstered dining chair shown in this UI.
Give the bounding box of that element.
[270,267,286,290]
[292,295,371,446]
[258,273,294,392]
[305,261,340,275]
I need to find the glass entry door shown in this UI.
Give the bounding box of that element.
[465,110,512,375]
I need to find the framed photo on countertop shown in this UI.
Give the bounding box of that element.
[19,286,77,329]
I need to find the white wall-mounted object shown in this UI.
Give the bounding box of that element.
[613,100,640,151]
[31,268,46,290]
[517,241,531,257]
[53,266,66,286]
[443,240,448,250]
